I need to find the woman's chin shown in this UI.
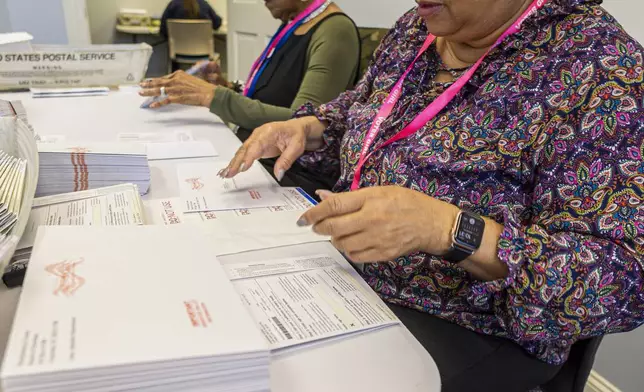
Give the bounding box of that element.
[424,24,448,38]
[265,7,282,20]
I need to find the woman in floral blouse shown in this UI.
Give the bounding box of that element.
[222,0,644,390]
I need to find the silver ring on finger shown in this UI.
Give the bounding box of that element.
[160,87,166,96]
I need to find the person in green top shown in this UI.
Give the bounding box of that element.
[140,0,361,197]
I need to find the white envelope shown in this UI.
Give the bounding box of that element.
[146,141,218,161]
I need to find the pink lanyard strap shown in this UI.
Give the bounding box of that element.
[243,0,327,96]
[350,0,546,191]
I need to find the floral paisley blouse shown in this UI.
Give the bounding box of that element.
[296,0,644,364]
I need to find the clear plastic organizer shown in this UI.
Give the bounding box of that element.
[0,117,38,273]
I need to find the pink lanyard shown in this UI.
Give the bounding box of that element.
[350,0,546,191]
[243,0,327,96]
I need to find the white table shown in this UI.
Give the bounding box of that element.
[0,90,441,392]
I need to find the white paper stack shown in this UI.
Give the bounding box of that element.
[2,183,146,288]
[36,142,151,197]
[0,151,28,246]
[0,225,270,392]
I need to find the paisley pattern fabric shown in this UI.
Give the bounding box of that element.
[295,0,644,365]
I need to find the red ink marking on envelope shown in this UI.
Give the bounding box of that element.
[185,178,204,191]
[184,300,212,327]
[45,258,85,296]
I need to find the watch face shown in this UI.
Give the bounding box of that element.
[455,213,485,249]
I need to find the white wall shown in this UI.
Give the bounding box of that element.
[0,0,91,44]
[0,0,12,33]
[604,0,644,44]
[5,0,69,44]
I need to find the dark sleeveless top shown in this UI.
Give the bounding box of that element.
[236,13,360,143]
[250,12,360,108]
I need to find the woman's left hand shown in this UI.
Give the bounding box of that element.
[139,71,216,108]
[299,186,460,263]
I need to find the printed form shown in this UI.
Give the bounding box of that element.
[144,188,317,225]
[223,255,400,351]
[17,184,145,250]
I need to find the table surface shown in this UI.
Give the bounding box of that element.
[0,89,441,392]
[116,24,228,36]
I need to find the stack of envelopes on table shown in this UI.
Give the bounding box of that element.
[0,150,27,243]
[0,225,270,392]
[2,183,146,288]
[36,142,151,197]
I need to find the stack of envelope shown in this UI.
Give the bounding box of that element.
[2,183,146,288]
[36,142,151,197]
[0,150,27,244]
[0,225,270,392]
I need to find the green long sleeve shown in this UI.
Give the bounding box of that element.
[210,15,359,130]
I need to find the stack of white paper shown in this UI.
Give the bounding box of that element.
[36,142,151,197]
[0,225,270,392]
[2,184,146,288]
[0,151,28,240]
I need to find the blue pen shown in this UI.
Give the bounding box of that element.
[140,62,211,109]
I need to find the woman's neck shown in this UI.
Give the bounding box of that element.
[441,0,534,66]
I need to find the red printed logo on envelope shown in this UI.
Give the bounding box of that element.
[184,300,212,328]
[248,190,261,200]
[45,258,85,296]
[185,177,204,191]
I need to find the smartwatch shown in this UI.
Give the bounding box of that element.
[444,210,485,263]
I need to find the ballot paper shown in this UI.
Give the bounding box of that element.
[31,87,110,98]
[178,161,288,212]
[145,187,317,225]
[18,183,145,250]
[0,226,270,392]
[144,199,329,256]
[146,141,218,161]
[36,142,151,196]
[2,184,145,288]
[227,254,400,351]
[117,130,194,143]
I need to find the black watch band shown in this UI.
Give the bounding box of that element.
[443,247,474,263]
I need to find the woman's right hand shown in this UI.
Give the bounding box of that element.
[220,116,326,181]
[195,61,231,87]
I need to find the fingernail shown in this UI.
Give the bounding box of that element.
[315,190,333,200]
[276,169,285,182]
[221,168,230,178]
[239,162,246,172]
[296,216,309,227]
